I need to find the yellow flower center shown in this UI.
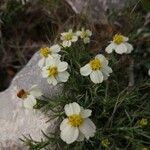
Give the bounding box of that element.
[40,47,50,57]
[47,67,58,77]
[64,33,73,41]
[138,118,148,127]
[101,138,110,147]
[80,31,88,38]
[89,58,102,71]
[68,114,83,127]
[113,34,123,45]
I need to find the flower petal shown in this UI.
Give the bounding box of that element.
[83,37,90,44]
[29,85,42,97]
[124,42,133,54]
[80,64,92,76]
[23,96,37,109]
[60,118,69,131]
[105,42,116,53]
[95,54,108,67]
[101,66,112,80]
[102,72,109,80]
[47,77,58,86]
[50,44,61,53]
[86,30,92,36]
[115,43,127,54]
[64,102,81,116]
[77,131,85,141]
[90,70,103,84]
[57,62,68,72]
[51,54,61,60]
[76,31,81,36]
[122,36,129,42]
[62,41,71,47]
[80,108,92,118]
[79,118,96,140]
[57,71,70,82]
[72,36,78,42]
[45,57,56,66]
[101,66,112,76]
[60,125,79,144]
[42,67,49,78]
[38,58,45,68]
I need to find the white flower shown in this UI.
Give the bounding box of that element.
[105,34,133,54]
[38,44,61,68]
[17,85,42,109]
[80,54,112,84]
[148,69,150,76]
[60,102,96,144]
[76,28,92,44]
[41,57,70,85]
[60,29,78,47]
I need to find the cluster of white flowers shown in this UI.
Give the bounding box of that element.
[16,29,135,145]
[38,45,69,86]
[60,28,92,47]
[37,28,94,86]
[16,28,93,109]
[38,44,61,68]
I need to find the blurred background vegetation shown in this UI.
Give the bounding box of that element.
[0,0,149,92]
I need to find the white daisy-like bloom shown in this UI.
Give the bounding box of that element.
[80,54,112,84]
[148,69,150,76]
[41,57,70,85]
[60,102,96,144]
[105,33,133,54]
[38,44,61,68]
[77,28,92,44]
[60,29,78,47]
[76,28,92,44]
[17,85,42,109]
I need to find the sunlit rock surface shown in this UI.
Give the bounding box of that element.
[0,52,62,149]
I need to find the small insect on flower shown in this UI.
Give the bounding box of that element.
[101,138,110,147]
[38,44,61,68]
[17,85,42,109]
[137,118,148,127]
[76,28,92,44]
[41,57,70,86]
[60,102,96,144]
[80,54,112,84]
[60,29,78,47]
[105,33,133,54]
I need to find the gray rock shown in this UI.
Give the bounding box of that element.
[0,52,62,149]
[66,0,126,24]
